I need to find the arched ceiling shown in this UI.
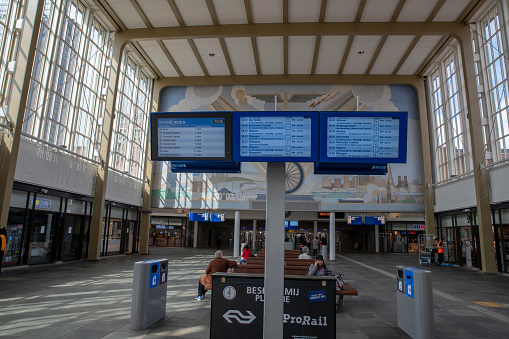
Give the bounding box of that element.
[90,0,490,85]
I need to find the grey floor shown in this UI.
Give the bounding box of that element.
[1,247,509,338]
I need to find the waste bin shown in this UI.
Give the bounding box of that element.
[396,266,434,339]
[130,259,169,330]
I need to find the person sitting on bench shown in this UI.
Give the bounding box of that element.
[307,254,328,276]
[196,250,237,300]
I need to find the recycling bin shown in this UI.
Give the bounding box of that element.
[396,266,434,339]
[130,259,169,330]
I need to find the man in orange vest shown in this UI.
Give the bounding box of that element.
[436,239,444,266]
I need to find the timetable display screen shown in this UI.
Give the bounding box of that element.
[320,112,407,163]
[233,112,319,162]
[150,112,231,161]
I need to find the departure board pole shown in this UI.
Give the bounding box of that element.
[263,162,285,338]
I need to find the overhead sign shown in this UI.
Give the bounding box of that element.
[210,274,336,339]
[29,197,52,210]
[232,112,319,162]
[210,213,225,222]
[150,112,232,161]
[347,216,363,225]
[364,216,385,225]
[319,112,407,163]
[412,224,425,230]
[189,213,208,221]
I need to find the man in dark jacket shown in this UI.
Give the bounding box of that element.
[196,250,237,300]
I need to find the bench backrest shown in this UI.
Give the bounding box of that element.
[234,266,308,275]
[246,258,314,266]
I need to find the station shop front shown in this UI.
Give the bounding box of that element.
[379,222,426,253]
[3,184,141,268]
[150,217,189,247]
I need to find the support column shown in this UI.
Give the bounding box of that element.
[329,212,335,261]
[375,225,379,252]
[193,221,198,248]
[88,34,128,260]
[252,220,257,252]
[414,80,436,234]
[264,162,285,339]
[313,220,318,238]
[0,0,44,227]
[234,210,240,257]
[456,27,497,272]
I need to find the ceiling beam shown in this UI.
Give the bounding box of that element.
[187,39,209,77]
[392,35,421,75]
[129,0,153,29]
[157,40,184,77]
[338,35,354,74]
[319,0,328,22]
[205,0,219,26]
[244,0,253,25]
[355,0,367,22]
[284,36,288,75]
[391,0,406,23]
[154,74,422,87]
[219,38,235,76]
[91,0,127,31]
[311,36,321,75]
[121,22,464,41]
[365,35,388,75]
[283,0,288,24]
[427,0,446,22]
[251,37,261,75]
[458,0,488,23]
[130,42,163,79]
[166,0,186,27]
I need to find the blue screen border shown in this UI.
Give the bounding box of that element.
[319,111,408,163]
[232,111,319,162]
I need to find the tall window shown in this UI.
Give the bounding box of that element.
[430,69,449,181]
[23,0,113,161]
[110,53,152,179]
[480,7,509,161]
[0,0,23,122]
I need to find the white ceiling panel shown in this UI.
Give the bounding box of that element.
[288,36,316,74]
[370,36,416,74]
[397,0,439,22]
[162,40,205,77]
[433,0,471,22]
[213,0,248,25]
[315,36,349,74]
[252,0,282,23]
[361,0,400,22]
[257,36,284,75]
[137,0,180,27]
[107,0,146,28]
[343,35,382,74]
[325,0,360,22]
[225,37,257,75]
[193,38,230,76]
[137,41,179,77]
[175,0,213,26]
[289,0,321,23]
[397,35,443,75]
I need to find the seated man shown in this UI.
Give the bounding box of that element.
[298,246,312,259]
[196,250,237,300]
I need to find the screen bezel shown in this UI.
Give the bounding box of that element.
[150,112,232,161]
[232,111,319,162]
[319,111,408,163]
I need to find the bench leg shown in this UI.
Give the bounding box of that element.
[335,294,344,313]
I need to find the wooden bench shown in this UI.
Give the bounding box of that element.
[336,282,358,311]
[233,265,308,275]
[246,257,314,266]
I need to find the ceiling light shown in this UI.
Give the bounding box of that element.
[208,53,215,57]
[358,51,365,54]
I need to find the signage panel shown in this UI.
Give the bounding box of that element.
[189,213,209,222]
[364,216,385,225]
[347,216,363,225]
[233,112,319,162]
[319,112,407,163]
[150,112,232,161]
[210,213,225,222]
[210,274,336,339]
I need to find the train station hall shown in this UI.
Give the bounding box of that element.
[1,0,509,338]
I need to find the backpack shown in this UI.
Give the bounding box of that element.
[335,273,344,290]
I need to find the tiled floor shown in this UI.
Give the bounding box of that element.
[1,247,509,338]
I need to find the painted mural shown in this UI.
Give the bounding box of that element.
[152,84,424,213]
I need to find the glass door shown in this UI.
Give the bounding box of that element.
[502,226,509,273]
[107,219,122,254]
[28,212,57,265]
[61,215,84,261]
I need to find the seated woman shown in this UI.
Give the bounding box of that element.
[196,250,237,300]
[307,254,328,276]
[240,244,251,264]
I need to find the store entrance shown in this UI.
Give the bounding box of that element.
[61,215,85,261]
[27,212,58,265]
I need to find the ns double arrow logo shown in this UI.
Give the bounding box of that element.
[223,310,256,324]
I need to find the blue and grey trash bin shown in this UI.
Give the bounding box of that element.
[396,266,434,339]
[130,259,169,330]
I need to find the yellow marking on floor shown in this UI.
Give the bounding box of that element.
[474,302,508,308]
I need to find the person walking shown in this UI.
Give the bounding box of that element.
[0,226,7,274]
[312,236,319,256]
[437,239,444,266]
[215,234,221,250]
